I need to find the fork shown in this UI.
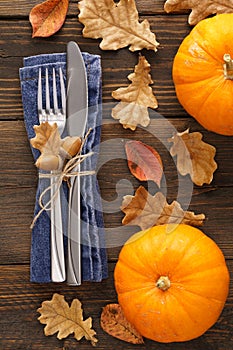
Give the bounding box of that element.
[38,67,66,282]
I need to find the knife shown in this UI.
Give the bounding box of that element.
[66,41,88,285]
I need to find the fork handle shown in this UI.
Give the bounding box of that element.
[66,166,81,285]
[50,175,66,282]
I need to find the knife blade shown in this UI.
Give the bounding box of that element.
[66,41,88,285]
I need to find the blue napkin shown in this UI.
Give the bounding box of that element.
[19,52,108,283]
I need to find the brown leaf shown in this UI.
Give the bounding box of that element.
[30,122,61,155]
[30,122,83,171]
[168,129,217,186]
[29,0,69,38]
[37,293,98,346]
[125,140,163,186]
[112,56,158,130]
[78,0,159,51]
[121,186,205,230]
[164,0,233,25]
[100,304,144,344]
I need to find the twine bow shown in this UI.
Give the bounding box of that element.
[30,130,95,229]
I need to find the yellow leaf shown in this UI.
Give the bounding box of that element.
[30,122,82,171]
[78,0,159,51]
[168,129,217,186]
[37,293,98,346]
[112,56,158,130]
[121,186,205,230]
[164,0,233,25]
[30,122,61,155]
[101,304,144,344]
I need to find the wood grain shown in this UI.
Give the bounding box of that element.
[0,0,174,17]
[0,119,233,264]
[0,1,232,349]
[0,263,232,350]
[0,16,191,120]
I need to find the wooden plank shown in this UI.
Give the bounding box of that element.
[0,121,37,187]
[1,2,232,349]
[0,263,232,350]
[1,183,233,264]
[1,119,232,188]
[1,180,233,264]
[0,16,191,120]
[0,0,179,17]
[1,118,233,263]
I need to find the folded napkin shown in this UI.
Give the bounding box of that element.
[19,52,108,283]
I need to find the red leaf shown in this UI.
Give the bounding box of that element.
[29,0,69,38]
[125,140,163,186]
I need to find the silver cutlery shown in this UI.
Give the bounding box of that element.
[66,41,88,285]
[37,67,66,282]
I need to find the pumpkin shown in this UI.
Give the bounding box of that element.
[114,224,229,343]
[173,14,233,136]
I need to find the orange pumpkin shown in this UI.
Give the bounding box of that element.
[173,14,233,136]
[114,224,229,343]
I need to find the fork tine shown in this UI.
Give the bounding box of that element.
[37,68,42,112]
[53,68,58,112]
[45,68,50,112]
[59,67,66,114]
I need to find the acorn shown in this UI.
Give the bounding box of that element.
[35,154,61,171]
[60,136,82,158]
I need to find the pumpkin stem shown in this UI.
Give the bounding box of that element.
[156,276,170,291]
[223,54,233,80]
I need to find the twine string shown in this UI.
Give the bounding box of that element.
[30,129,95,229]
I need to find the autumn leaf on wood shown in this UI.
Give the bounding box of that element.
[101,304,144,344]
[125,140,163,186]
[37,293,98,346]
[29,0,69,38]
[168,129,217,186]
[30,122,82,171]
[164,0,233,25]
[121,186,205,230]
[112,56,158,130]
[30,122,61,156]
[78,0,159,51]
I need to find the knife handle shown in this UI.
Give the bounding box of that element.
[50,175,66,282]
[66,167,81,285]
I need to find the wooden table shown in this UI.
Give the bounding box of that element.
[0,1,232,349]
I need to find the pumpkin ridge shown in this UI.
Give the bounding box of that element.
[175,71,222,86]
[171,284,226,305]
[119,284,157,296]
[170,234,207,275]
[173,264,229,283]
[165,287,198,328]
[198,76,226,109]
[192,26,223,64]
[118,253,158,280]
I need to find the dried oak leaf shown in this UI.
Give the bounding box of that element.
[37,293,98,346]
[29,0,69,38]
[78,0,159,51]
[101,304,144,344]
[30,122,62,170]
[121,186,205,230]
[112,56,158,130]
[125,140,163,186]
[30,122,82,171]
[30,122,61,155]
[164,0,233,25]
[168,129,217,186]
